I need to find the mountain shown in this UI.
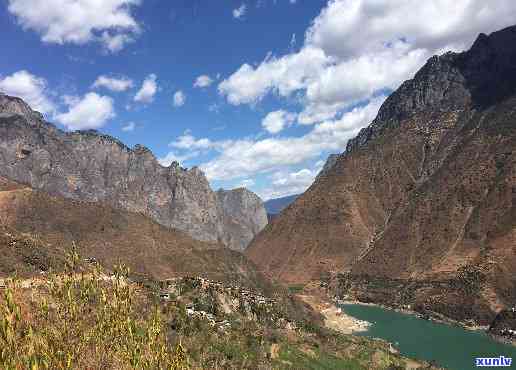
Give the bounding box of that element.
[315,154,339,180]
[217,188,268,251]
[246,25,516,325]
[0,94,267,251]
[264,194,299,215]
[0,176,269,289]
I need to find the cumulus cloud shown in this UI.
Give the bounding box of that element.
[262,110,297,134]
[233,4,247,19]
[92,75,133,92]
[193,96,385,181]
[7,0,142,52]
[121,121,135,132]
[173,90,186,107]
[158,151,198,167]
[305,0,516,59]
[170,134,214,150]
[0,70,55,114]
[56,92,115,130]
[134,74,158,103]
[218,46,329,105]
[259,167,320,200]
[219,0,516,124]
[193,75,214,88]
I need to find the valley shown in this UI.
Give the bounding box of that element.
[1,1,516,368]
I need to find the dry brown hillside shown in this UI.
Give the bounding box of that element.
[246,26,516,325]
[0,176,266,289]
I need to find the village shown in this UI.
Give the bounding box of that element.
[155,276,298,332]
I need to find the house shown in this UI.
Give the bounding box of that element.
[159,292,171,300]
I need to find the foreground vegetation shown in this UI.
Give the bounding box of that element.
[0,248,437,369]
[0,249,187,369]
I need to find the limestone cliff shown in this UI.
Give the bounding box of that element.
[0,95,267,250]
[216,188,268,251]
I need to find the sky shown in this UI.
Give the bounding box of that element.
[1,0,516,200]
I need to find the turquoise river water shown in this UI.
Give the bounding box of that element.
[341,304,516,370]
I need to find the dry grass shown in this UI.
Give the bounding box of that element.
[0,248,188,369]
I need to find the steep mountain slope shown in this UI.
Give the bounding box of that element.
[247,25,516,324]
[217,188,268,251]
[0,95,267,250]
[0,176,268,289]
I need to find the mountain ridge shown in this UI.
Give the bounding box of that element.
[246,25,516,325]
[0,94,267,251]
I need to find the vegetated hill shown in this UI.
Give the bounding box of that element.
[0,266,437,369]
[247,25,516,325]
[0,176,268,290]
[0,95,267,251]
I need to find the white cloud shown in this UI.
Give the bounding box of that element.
[259,167,318,200]
[193,75,214,88]
[239,179,255,188]
[7,0,142,52]
[233,4,247,19]
[0,70,55,114]
[218,46,329,105]
[134,74,157,103]
[56,92,115,130]
[173,90,186,107]
[170,134,216,150]
[262,110,297,134]
[219,0,516,124]
[121,121,135,132]
[196,96,385,181]
[158,151,197,167]
[92,75,133,92]
[100,31,136,53]
[305,0,516,59]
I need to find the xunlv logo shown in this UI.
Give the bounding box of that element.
[475,356,512,367]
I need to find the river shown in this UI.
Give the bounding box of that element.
[341,304,516,370]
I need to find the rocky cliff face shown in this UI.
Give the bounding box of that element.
[216,188,268,251]
[0,95,267,250]
[315,154,339,180]
[246,25,516,325]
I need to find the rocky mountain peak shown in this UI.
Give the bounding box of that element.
[0,94,44,124]
[0,94,267,250]
[346,25,516,154]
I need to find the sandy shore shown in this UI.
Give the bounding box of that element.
[298,294,371,334]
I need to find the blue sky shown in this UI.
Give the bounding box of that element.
[1,0,515,199]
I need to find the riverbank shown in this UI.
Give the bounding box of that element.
[340,302,516,370]
[298,294,371,334]
[335,297,516,350]
[333,297,489,332]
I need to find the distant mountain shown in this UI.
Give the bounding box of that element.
[247,25,516,326]
[0,95,267,251]
[264,194,299,215]
[0,177,267,288]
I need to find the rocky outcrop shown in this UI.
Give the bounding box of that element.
[216,188,268,251]
[0,95,267,250]
[246,25,516,325]
[316,154,340,180]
